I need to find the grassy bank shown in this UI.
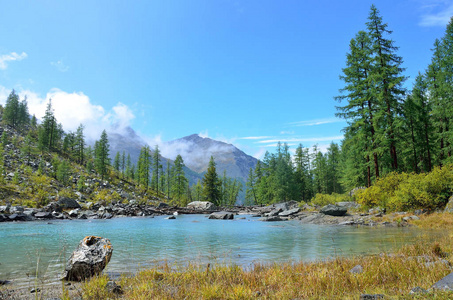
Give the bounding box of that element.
[80,221,453,299]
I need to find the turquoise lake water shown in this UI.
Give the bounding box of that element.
[0,214,425,285]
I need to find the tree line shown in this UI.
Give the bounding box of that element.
[246,6,453,205]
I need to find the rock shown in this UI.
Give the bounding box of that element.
[0,205,10,214]
[320,204,347,216]
[30,288,41,293]
[409,286,428,294]
[166,215,176,219]
[103,212,113,219]
[278,208,300,217]
[268,208,282,216]
[359,294,384,300]
[187,201,216,210]
[68,209,79,218]
[0,280,10,285]
[57,197,81,209]
[339,221,355,226]
[432,271,453,291]
[158,202,169,209]
[208,211,234,220]
[9,213,32,221]
[349,265,363,274]
[106,281,123,294]
[369,207,386,214]
[274,202,290,211]
[62,236,113,281]
[258,216,284,222]
[336,201,360,209]
[414,209,424,215]
[251,214,262,217]
[9,206,24,214]
[35,212,52,219]
[0,214,8,222]
[44,202,62,213]
[444,196,453,213]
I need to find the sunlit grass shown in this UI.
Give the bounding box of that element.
[81,230,453,299]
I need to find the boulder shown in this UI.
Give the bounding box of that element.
[34,212,52,219]
[187,201,216,210]
[44,202,62,213]
[166,215,176,220]
[208,211,234,220]
[268,208,282,216]
[0,214,8,222]
[444,196,453,213]
[68,209,79,218]
[0,205,10,214]
[278,208,300,217]
[336,201,360,209]
[8,213,32,221]
[432,271,453,291]
[158,202,169,209]
[9,206,24,214]
[320,204,347,216]
[62,236,113,281]
[57,197,81,209]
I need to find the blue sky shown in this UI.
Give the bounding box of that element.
[0,0,452,159]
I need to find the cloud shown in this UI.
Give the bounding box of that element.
[288,117,343,127]
[0,52,27,70]
[256,135,344,144]
[280,131,294,135]
[51,60,69,72]
[0,85,135,141]
[199,130,209,138]
[239,136,274,140]
[253,148,267,160]
[419,2,453,27]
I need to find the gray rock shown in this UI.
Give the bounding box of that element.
[9,213,32,221]
[432,271,453,291]
[68,209,79,218]
[0,214,8,222]
[409,286,428,294]
[445,196,453,213]
[9,206,24,214]
[187,201,216,210]
[35,212,52,219]
[259,216,284,222]
[52,212,65,219]
[57,197,81,209]
[339,221,355,226]
[251,214,262,217]
[278,208,300,217]
[349,265,363,274]
[103,212,113,219]
[336,201,360,209]
[158,202,169,209]
[359,294,384,300]
[208,211,234,220]
[268,208,282,216]
[0,205,10,214]
[62,236,113,281]
[301,204,314,211]
[166,215,176,220]
[106,281,123,294]
[320,204,347,216]
[44,202,62,213]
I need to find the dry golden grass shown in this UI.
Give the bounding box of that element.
[81,229,453,300]
[411,212,453,229]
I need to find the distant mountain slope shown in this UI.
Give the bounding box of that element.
[165,134,258,181]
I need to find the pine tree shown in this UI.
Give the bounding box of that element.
[245,167,257,205]
[366,4,406,171]
[94,130,110,180]
[151,145,162,194]
[113,151,121,172]
[3,90,20,128]
[172,154,188,205]
[74,124,85,165]
[137,146,151,188]
[202,156,221,205]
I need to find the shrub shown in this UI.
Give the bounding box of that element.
[356,165,453,212]
[309,193,353,207]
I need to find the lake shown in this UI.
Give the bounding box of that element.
[0,214,425,286]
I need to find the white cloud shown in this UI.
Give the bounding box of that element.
[257,135,344,144]
[51,60,69,72]
[0,52,27,70]
[239,136,274,140]
[253,148,267,160]
[0,85,135,141]
[199,130,209,138]
[288,117,343,127]
[419,2,453,27]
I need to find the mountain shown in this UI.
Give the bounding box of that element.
[165,134,258,181]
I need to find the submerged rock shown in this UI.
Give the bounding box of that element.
[62,236,113,281]
[320,204,347,216]
[208,211,234,220]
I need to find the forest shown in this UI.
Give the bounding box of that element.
[244,5,453,207]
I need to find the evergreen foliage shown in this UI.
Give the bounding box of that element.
[202,156,221,205]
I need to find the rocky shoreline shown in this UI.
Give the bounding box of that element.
[0,199,420,227]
